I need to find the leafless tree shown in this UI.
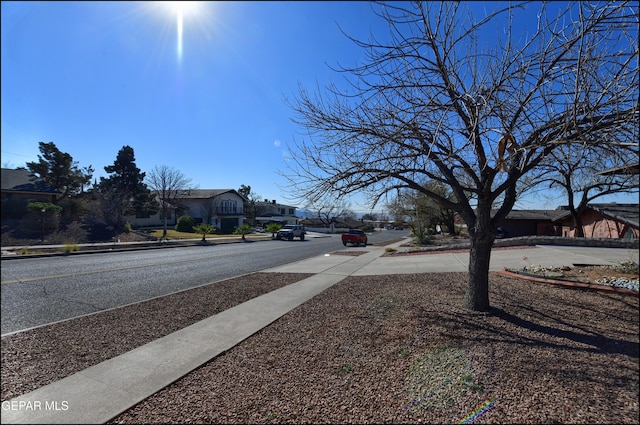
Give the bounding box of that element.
[305,197,355,226]
[238,184,265,225]
[538,141,638,237]
[282,1,639,311]
[146,165,193,239]
[199,197,223,227]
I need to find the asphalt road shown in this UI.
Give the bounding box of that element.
[1,230,408,334]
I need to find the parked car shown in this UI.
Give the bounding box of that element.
[341,229,368,246]
[276,224,306,241]
[495,227,509,239]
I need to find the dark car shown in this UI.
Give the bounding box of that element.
[495,227,509,239]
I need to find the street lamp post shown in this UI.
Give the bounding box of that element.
[41,208,46,243]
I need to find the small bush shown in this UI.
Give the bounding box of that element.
[58,197,85,221]
[175,215,195,233]
[63,243,80,253]
[25,201,63,233]
[385,247,397,253]
[616,259,639,274]
[337,364,353,376]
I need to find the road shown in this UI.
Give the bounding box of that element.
[1,230,408,334]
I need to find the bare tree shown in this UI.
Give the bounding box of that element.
[537,138,638,237]
[305,197,355,227]
[282,1,639,311]
[200,197,219,227]
[238,184,263,225]
[146,165,193,240]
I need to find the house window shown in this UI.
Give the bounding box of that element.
[221,200,237,214]
[289,208,294,215]
[136,209,151,219]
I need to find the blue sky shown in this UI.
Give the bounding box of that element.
[2,1,380,209]
[2,1,636,214]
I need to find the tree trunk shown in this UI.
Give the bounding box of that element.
[463,230,494,312]
[571,211,585,238]
[162,205,168,240]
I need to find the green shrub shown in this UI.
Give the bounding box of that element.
[25,201,63,233]
[63,243,80,253]
[175,215,195,233]
[58,197,85,221]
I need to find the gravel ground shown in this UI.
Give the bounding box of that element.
[2,269,638,424]
[1,273,312,400]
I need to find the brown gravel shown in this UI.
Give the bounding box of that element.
[0,272,312,401]
[3,269,638,424]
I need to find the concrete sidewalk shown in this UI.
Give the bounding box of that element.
[1,242,637,424]
[267,243,639,275]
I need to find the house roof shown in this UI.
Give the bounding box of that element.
[491,209,568,221]
[502,209,568,221]
[1,168,61,194]
[180,189,245,200]
[255,200,297,209]
[588,203,639,228]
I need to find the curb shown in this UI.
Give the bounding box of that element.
[496,269,639,296]
[0,236,273,260]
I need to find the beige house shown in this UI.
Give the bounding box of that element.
[254,199,300,226]
[128,189,246,234]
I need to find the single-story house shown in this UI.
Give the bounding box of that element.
[553,203,639,239]
[494,203,639,239]
[128,189,246,234]
[495,209,566,238]
[1,168,61,204]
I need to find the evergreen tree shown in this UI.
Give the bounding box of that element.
[26,141,93,196]
[97,146,157,228]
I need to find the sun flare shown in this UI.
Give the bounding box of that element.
[164,1,201,62]
[166,1,200,17]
